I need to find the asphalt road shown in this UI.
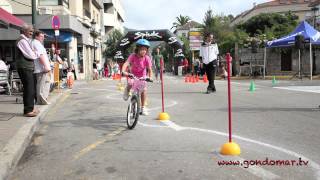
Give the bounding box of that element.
[9,75,320,180]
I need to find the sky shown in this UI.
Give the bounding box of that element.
[122,0,270,30]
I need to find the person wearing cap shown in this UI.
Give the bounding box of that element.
[121,39,153,116]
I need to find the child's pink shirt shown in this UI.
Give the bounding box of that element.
[128,53,152,77]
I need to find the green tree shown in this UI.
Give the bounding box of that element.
[201,7,236,53]
[237,12,298,38]
[104,29,124,59]
[171,15,191,30]
[179,35,191,61]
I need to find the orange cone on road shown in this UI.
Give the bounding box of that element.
[184,75,188,83]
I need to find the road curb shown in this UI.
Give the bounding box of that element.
[0,90,69,180]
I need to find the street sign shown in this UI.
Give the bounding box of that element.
[189,30,202,51]
[51,15,60,29]
[54,29,59,36]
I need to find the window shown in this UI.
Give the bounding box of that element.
[39,0,69,8]
[104,3,113,13]
[279,0,287,4]
[39,0,58,5]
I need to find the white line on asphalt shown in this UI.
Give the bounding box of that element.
[138,122,169,128]
[274,86,320,94]
[78,87,116,92]
[160,120,185,131]
[80,83,320,179]
[156,120,320,180]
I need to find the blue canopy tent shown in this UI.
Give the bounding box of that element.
[265,21,320,79]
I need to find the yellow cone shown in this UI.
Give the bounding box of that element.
[158,112,170,121]
[220,142,241,156]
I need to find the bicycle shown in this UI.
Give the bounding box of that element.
[124,73,153,129]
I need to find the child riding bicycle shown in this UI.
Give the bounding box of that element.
[122,39,153,115]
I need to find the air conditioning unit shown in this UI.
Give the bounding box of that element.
[39,7,52,15]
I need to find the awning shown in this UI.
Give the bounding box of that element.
[42,30,73,43]
[0,8,25,29]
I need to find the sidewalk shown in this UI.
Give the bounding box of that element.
[0,89,68,180]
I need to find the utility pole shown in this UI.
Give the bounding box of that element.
[311,7,319,29]
[32,0,36,28]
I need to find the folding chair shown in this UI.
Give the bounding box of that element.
[9,70,22,93]
[0,70,11,95]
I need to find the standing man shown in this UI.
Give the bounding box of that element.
[32,30,51,105]
[153,47,163,82]
[16,24,40,117]
[200,32,219,94]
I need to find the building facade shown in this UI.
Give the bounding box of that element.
[0,0,104,80]
[103,0,124,35]
[231,0,317,27]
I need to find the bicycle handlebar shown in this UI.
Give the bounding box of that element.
[122,72,153,82]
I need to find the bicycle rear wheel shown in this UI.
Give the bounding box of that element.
[126,95,140,129]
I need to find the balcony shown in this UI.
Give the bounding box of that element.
[103,13,115,26]
[92,0,103,9]
[83,8,91,19]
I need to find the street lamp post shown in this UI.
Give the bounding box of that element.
[91,19,97,62]
[311,7,319,28]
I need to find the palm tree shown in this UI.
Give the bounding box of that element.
[171,15,191,30]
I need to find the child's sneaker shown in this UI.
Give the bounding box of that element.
[140,107,149,116]
[123,87,129,101]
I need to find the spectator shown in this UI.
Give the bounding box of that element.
[32,30,51,105]
[16,24,40,117]
[183,58,189,74]
[153,47,163,82]
[93,60,98,80]
[96,60,102,79]
[193,57,200,76]
[70,59,77,80]
[113,61,119,75]
[104,61,109,77]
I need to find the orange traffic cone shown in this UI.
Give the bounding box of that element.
[192,76,196,83]
[187,75,191,83]
[184,75,188,83]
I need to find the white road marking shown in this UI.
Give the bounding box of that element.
[139,122,168,128]
[80,82,320,179]
[158,120,320,180]
[274,86,320,94]
[78,87,116,92]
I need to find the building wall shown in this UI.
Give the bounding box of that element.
[237,47,320,76]
[0,0,104,80]
[103,0,124,34]
[231,3,313,26]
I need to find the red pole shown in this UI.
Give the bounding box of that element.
[226,53,232,143]
[160,58,165,112]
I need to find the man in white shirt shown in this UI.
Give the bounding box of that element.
[16,24,40,117]
[32,30,51,105]
[200,32,219,94]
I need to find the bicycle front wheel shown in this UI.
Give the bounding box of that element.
[126,95,140,129]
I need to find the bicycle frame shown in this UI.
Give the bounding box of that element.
[126,75,151,129]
